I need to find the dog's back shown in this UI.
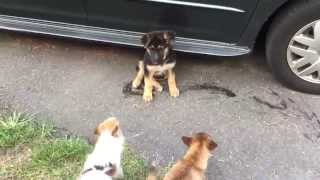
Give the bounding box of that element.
[146,155,207,180]
[148,132,217,180]
[163,159,205,180]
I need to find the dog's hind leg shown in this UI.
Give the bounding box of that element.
[168,69,179,97]
[132,61,144,89]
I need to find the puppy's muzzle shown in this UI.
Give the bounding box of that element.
[147,49,165,64]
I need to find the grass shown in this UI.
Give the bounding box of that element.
[122,146,148,179]
[0,112,150,180]
[0,112,53,148]
[27,138,91,179]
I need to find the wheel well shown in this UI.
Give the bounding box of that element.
[254,0,304,50]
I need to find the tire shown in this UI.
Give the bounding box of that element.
[266,0,320,94]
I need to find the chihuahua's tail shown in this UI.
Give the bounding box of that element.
[146,161,158,180]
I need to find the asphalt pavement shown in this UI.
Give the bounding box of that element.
[0,32,319,180]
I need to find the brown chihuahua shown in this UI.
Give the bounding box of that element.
[147,132,217,180]
[132,31,179,102]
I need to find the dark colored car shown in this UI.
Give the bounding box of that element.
[0,0,319,94]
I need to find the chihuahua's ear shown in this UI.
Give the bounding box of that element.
[111,125,119,137]
[182,136,192,147]
[164,31,176,41]
[208,140,218,151]
[141,34,151,48]
[94,126,101,135]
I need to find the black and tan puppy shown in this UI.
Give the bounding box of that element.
[132,31,179,102]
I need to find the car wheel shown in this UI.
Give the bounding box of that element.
[266,1,320,94]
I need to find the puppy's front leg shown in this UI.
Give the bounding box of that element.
[168,69,179,97]
[143,73,153,102]
[132,61,144,89]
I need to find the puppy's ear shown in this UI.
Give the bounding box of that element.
[141,34,151,48]
[164,31,176,41]
[182,136,192,147]
[111,125,119,137]
[208,140,218,151]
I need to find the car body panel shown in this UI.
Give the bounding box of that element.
[0,14,250,56]
[0,0,291,56]
[0,0,87,24]
[87,0,259,43]
[239,0,289,47]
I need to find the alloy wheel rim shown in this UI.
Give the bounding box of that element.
[287,19,320,84]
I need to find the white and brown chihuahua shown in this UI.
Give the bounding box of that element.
[79,117,125,180]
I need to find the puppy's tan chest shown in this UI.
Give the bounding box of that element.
[146,63,175,73]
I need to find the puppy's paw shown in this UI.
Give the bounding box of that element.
[170,88,180,97]
[143,93,153,102]
[132,81,140,89]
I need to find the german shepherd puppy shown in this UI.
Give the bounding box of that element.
[132,31,179,102]
[147,132,217,180]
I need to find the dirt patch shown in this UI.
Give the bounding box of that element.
[298,109,320,143]
[253,96,287,110]
[0,145,31,179]
[184,83,236,97]
[122,81,236,98]
[252,90,320,143]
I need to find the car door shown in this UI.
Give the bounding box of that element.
[87,0,259,43]
[0,0,86,24]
